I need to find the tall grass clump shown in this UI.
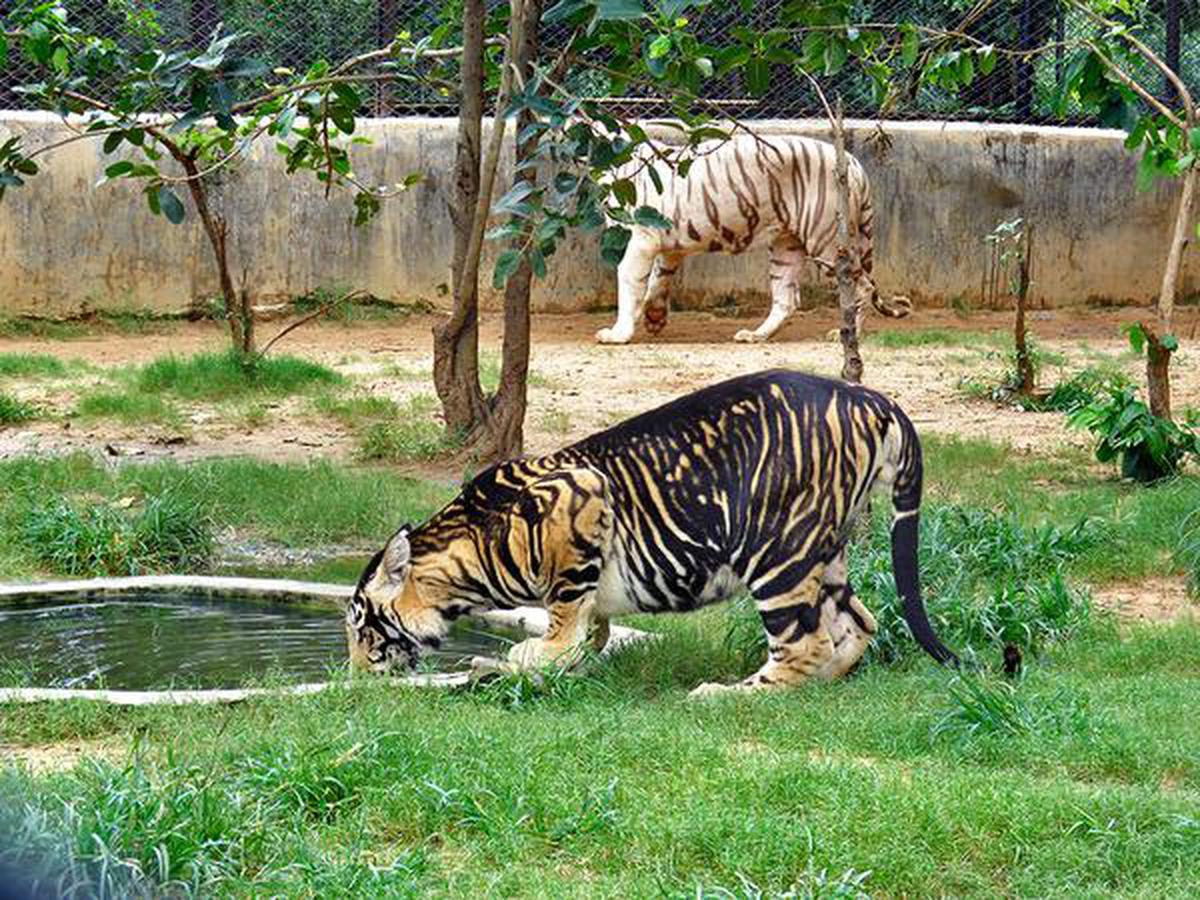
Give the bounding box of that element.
[0,352,68,379]
[22,493,214,576]
[0,393,38,424]
[1179,507,1200,595]
[932,673,1100,745]
[138,350,341,401]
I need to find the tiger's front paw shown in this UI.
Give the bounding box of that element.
[733,329,765,344]
[596,326,633,345]
[688,681,738,699]
[507,637,582,671]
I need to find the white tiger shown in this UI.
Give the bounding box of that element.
[595,134,911,345]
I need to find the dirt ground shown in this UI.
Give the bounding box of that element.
[2,304,1198,472]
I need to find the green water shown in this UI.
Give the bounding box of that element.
[0,595,518,691]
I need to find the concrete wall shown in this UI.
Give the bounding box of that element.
[0,112,1191,316]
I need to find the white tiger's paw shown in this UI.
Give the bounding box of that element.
[688,681,736,699]
[596,327,633,345]
[507,637,581,671]
[733,329,766,344]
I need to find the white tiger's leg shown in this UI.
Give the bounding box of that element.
[643,252,684,335]
[812,550,877,680]
[691,564,832,696]
[596,235,658,344]
[734,238,805,344]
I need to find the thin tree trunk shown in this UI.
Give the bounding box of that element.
[432,0,487,433]
[1145,162,1195,419]
[830,98,863,383]
[488,0,543,461]
[1014,224,1035,395]
[178,153,247,353]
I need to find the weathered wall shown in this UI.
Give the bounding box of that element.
[0,112,1191,316]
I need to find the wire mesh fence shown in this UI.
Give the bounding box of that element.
[2,1,1197,124]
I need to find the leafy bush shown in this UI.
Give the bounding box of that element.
[22,494,214,577]
[1036,366,1131,413]
[1068,385,1200,483]
[0,393,38,424]
[725,504,1100,670]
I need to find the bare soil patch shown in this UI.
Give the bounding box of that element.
[1093,578,1197,624]
[1,305,1197,476]
[0,739,122,774]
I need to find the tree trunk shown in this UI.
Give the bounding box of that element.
[1013,224,1035,395]
[487,0,543,461]
[1146,162,1195,419]
[178,153,248,353]
[830,98,863,383]
[432,0,487,434]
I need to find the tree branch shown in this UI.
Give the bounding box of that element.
[257,289,367,357]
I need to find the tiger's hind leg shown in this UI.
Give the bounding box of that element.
[643,253,684,336]
[812,551,877,679]
[734,236,805,343]
[690,564,833,697]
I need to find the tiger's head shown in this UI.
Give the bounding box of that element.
[346,525,445,674]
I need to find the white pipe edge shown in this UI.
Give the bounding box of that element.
[0,576,651,706]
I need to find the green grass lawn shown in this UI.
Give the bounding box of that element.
[1,435,1198,897]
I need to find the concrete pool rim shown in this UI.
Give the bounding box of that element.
[0,575,649,705]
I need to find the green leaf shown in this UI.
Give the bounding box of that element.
[595,0,646,21]
[353,191,380,227]
[543,0,590,23]
[530,246,547,279]
[145,184,161,216]
[554,172,579,194]
[332,82,361,111]
[13,158,38,176]
[157,186,185,224]
[824,39,847,76]
[494,181,536,216]
[611,178,637,208]
[1124,322,1147,354]
[694,57,713,78]
[331,111,356,135]
[493,249,523,288]
[648,35,671,60]
[633,206,672,230]
[974,45,993,75]
[1162,334,1179,352]
[600,225,632,266]
[745,57,769,97]
[104,161,135,179]
[51,46,69,76]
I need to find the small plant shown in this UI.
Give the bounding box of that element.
[357,395,461,462]
[22,494,214,577]
[932,673,1102,745]
[0,393,38,425]
[1068,386,1200,483]
[75,390,182,426]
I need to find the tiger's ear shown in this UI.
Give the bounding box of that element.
[381,527,412,583]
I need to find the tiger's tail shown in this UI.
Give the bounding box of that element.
[857,187,913,320]
[886,410,958,667]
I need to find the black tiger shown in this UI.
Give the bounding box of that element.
[347,369,957,695]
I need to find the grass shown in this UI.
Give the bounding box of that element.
[1,435,1198,895]
[0,353,69,379]
[866,328,1000,349]
[0,454,451,577]
[22,494,215,577]
[357,394,462,463]
[74,390,183,427]
[138,350,341,401]
[0,394,38,425]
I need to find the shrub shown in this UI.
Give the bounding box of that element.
[22,493,214,577]
[1068,386,1200,483]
